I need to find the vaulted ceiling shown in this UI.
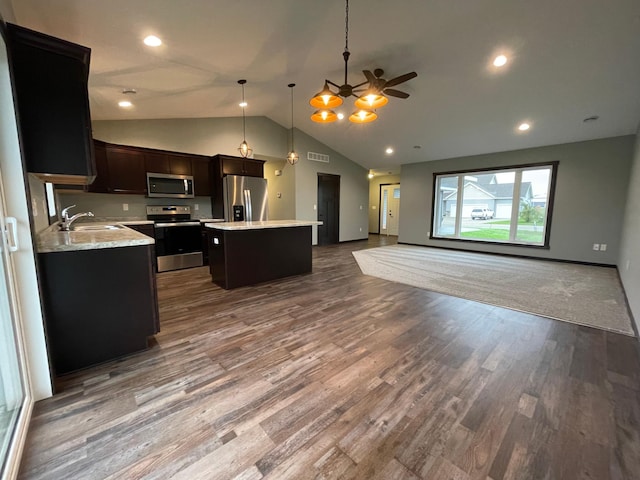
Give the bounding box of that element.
[8,0,640,173]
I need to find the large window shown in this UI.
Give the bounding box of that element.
[432,163,557,247]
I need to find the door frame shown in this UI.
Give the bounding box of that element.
[377,182,400,234]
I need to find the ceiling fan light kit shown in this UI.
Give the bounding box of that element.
[311,109,338,123]
[309,81,343,109]
[309,0,417,124]
[349,109,377,124]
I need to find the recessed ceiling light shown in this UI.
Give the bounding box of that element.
[385,147,394,154]
[143,35,162,47]
[367,172,374,179]
[239,101,248,108]
[122,88,137,95]
[518,122,531,131]
[413,145,422,149]
[583,115,599,123]
[493,55,508,67]
[118,100,133,108]
[337,113,345,120]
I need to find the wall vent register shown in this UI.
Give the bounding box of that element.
[307,152,330,163]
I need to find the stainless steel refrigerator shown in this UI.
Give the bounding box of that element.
[222,175,269,221]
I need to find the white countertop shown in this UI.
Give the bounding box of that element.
[204,220,322,231]
[37,222,155,254]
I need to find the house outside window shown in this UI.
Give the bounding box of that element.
[432,162,557,247]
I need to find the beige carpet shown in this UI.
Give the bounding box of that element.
[353,245,634,336]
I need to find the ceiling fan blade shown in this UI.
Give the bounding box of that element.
[362,70,376,83]
[384,71,418,88]
[384,89,410,99]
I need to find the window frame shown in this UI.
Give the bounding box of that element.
[429,161,558,249]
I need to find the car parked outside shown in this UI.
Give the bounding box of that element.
[471,208,494,220]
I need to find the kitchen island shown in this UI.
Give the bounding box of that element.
[204,220,322,289]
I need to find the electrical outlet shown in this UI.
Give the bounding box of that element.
[626,260,631,270]
[194,204,199,211]
[277,192,282,198]
[592,243,600,251]
[360,205,363,210]
[313,204,317,211]
[372,205,377,210]
[600,244,607,251]
[123,203,129,211]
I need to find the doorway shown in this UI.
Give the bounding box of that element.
[317,173,340,245]
[380,184,400,236]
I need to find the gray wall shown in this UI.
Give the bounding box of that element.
[93,116,288,159]
[260,155,296,221]
[399,136,635,264]
[618,126,640,331]
[292,129,368,243]
[91,119,368,243]
[368,174,401,233]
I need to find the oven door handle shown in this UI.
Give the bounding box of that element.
[154,222,201,228]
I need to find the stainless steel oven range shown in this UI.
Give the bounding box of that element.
[146,205,203,272]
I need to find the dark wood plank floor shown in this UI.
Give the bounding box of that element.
[18,235,640,479]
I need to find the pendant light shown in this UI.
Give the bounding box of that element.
[237,79,252,158]
[286,83,299,165]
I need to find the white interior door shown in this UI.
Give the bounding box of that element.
[380,185,400,236]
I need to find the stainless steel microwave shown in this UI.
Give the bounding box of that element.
[147,172,194,198]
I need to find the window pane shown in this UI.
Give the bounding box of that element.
[432,163,555,247]
[516,168,551,244]
[434,176,458,236]
[459,172,513,242]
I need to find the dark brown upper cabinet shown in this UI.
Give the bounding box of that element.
[192,157,211,197]
[105,146,147,195]
[89,140,210,196]
[212,155,264,179]
[6,23,96,185]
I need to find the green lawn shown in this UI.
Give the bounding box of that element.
[487,219,545,226]
[460,229,544,243]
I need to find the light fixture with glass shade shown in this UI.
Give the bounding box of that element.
[237,79,252,158]
[286,83,299,165]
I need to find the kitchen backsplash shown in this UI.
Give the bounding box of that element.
[57,192,214,219]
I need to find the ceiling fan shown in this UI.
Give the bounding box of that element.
[309,0,418,124]
[362,68,418,100]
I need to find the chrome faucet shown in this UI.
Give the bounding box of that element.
[60,205,94,231]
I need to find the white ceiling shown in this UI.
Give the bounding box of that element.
[9,0,640,171]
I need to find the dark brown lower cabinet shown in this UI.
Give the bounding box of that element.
[38,245,159,375]
[207,226,312,289]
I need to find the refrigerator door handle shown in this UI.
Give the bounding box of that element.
[244,189,253,221]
